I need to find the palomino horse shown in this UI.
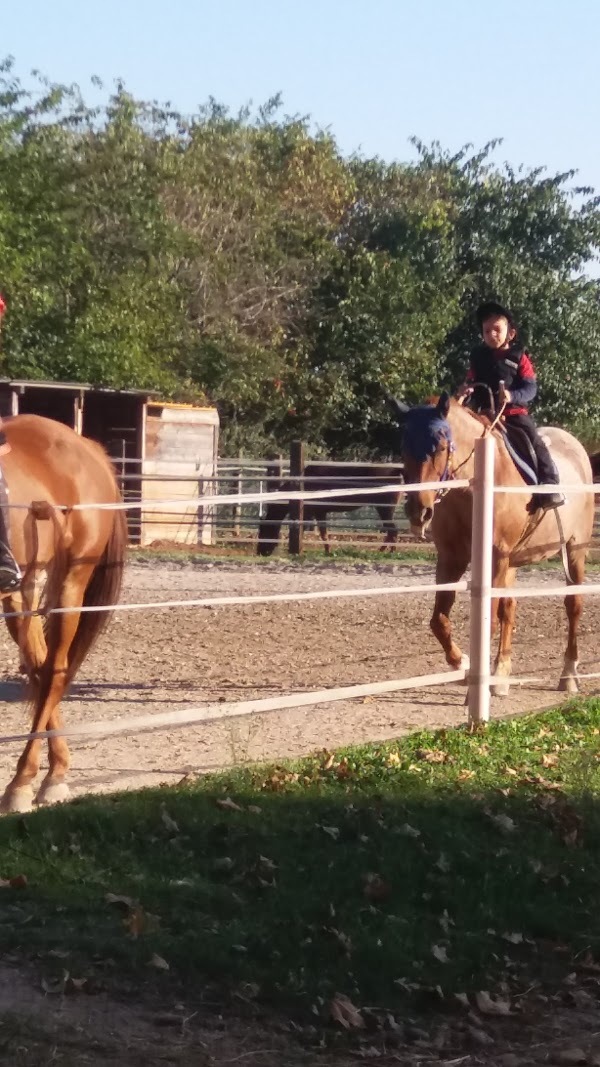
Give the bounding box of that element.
[0,414,127,812]
[256,462,403,555]
[389,394,594,695]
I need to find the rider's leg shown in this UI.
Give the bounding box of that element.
[0,466,22,594]
[507,415,564,511]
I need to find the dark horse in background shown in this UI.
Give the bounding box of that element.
[591,451,600,482]
[256,462,404,555]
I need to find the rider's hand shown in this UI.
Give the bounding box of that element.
[498,383,511,405]
[455,384,473,403]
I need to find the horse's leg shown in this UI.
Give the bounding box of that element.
[2,563,93,813]
[430,547,470,670]
[491,563,517,698]
[559,544,586,693]
[377,506,398,553]
[317,517,330,556]
[5,570,48,678]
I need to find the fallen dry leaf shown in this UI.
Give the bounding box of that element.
[65,976,88,994]
[363,872,392,902]
[160,805,179,834]
[399,823,421,838]
[105,892,135,909]
[541,753,560,768]
[488,812,516,833]
[474,990,511,1015]
[321,825,340,841]
[416,748,451,764]
[387,752,401,766]
[329,992,365,1030]
[124,906,159,939]
[432,944,449,963]
[148,953,169,971]
[216,797,243,812]
[502,931,523,945]
[457,769,475,781]
[41,971,68,995]
[329,927,352,955]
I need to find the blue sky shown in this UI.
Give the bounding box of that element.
[3,0,599,188]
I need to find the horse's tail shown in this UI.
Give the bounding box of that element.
[65,507,128,683]
[34,502,127,708]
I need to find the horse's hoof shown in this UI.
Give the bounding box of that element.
[1,785,34,814]
[558,677,579,695]
[35,781,70,807]
[492,681,511,698]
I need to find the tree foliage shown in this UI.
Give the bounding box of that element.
[1,59,599,455]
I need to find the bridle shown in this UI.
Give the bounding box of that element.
[433,436,455,503]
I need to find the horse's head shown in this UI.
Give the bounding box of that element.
[387,393,454,539]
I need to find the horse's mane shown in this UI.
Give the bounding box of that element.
[459,404,492,430]
[424,394,491,430]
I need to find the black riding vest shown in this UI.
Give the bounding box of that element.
[469,343,524,411]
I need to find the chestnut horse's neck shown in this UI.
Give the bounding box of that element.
[447,400,523,487]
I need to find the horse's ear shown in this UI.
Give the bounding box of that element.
[385,394,410,422]
[436,392,450,419]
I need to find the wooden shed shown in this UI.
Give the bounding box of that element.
[0,380,219,546]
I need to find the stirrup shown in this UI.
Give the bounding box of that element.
[527,491,565,514]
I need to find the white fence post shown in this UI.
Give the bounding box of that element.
[468,434,495,725]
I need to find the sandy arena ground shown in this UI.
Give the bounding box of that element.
[0,559,597,799]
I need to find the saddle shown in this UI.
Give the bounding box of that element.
[496,422,539,485]
[464,394,539,485]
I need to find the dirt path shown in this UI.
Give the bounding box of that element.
[0,559,596,800]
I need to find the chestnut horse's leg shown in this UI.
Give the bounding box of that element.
[1,562,95,813]
[559,542,586,693]
[491,561,517,698]
[430,546,470,670]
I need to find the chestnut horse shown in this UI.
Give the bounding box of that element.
[256,462,403,555]
[0,414,127,813]
[389,394,594,696]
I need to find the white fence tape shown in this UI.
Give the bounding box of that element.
[0,670,467,745]
[1,580,468,621]
[0,453,597,750]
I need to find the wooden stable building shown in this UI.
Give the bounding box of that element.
[0,380,219,546]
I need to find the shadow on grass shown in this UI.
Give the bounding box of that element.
[1,699,600,1023]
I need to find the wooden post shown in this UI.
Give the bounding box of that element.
[288,440,305,556]
[468,434,494,725]
[232,451,243,538]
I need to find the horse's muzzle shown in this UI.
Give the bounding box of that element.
[406,502,433,540]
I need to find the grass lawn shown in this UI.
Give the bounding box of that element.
[1,699,600,1034]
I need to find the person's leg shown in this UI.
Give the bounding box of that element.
[0,466,22,594]
[508,415,564,511]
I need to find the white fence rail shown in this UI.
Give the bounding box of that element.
[0,442,597,749]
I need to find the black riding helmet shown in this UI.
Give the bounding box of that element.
[476,300,517,332]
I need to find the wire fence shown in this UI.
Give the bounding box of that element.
[111,455,600,553]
